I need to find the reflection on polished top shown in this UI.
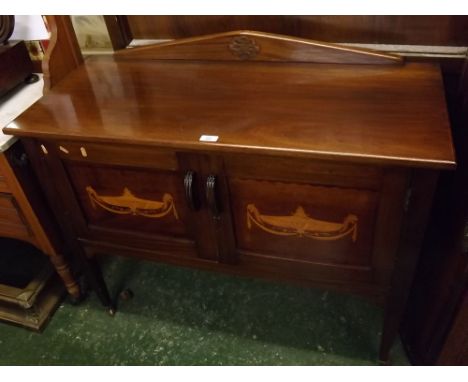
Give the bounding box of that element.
[3,55,455,168]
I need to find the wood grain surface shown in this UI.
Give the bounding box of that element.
[126,16,468,46]
[4,57,454,169]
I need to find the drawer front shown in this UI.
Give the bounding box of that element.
[0,193,31,239]
[224,154,384,190]
[50,140,178,171]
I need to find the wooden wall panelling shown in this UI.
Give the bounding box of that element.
[126,16,468,46]
[42,15,83,91]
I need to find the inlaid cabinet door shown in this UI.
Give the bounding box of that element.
[65,163,186,238]
[230,179,375,265]
[223,155,409,286]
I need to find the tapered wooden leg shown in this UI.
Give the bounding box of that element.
[83,253,116,315]
[379,307,401,364]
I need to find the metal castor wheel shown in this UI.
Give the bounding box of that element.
[24,73,39,84]
[107,307,117,316]
[119,288,134,301]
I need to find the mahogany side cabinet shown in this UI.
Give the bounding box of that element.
[3,31,456,363]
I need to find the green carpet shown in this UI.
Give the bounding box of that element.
[0,256,409,365]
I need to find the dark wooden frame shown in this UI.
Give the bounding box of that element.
[400,54,468,366]
[103,16,133,51]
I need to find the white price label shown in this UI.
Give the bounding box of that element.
[199,135,219,142]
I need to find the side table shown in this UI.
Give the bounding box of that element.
[0,76,80,329]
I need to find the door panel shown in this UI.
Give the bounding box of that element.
[63,162,189,238]
[224,155,408,286]
[229,178,379,267]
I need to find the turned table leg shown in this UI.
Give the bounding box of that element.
[47,251,81,299]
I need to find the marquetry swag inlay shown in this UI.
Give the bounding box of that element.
[86,186,179,219]
[246,204,358,242]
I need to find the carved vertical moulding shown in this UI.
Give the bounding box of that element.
[229,36,260,60]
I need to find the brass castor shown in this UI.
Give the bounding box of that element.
[119,288,134,301]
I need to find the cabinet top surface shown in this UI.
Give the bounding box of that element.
[4,56,455,169]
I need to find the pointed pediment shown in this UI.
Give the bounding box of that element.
[115,30,403,65]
